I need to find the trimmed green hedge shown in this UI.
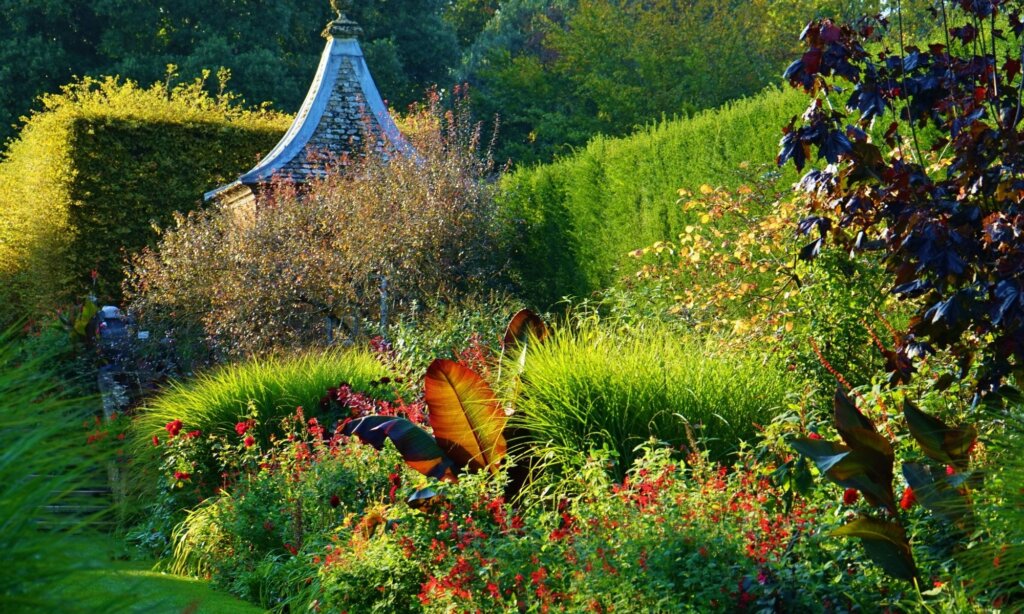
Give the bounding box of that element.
[498,85,806,307]
[0,76,289,321]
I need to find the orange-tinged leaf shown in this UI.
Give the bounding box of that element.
[424,359,507,473]
[502,309,548,350]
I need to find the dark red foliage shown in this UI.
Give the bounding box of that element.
[780,3,1024,394]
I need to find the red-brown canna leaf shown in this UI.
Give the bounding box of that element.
[375,419,456,481]
[831,516,918,581]
[424,359,507,473]
[502,308,549,350]
[346,417,455,480]
[902,462,970,524]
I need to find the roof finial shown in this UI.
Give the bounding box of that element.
[325,0,362,40]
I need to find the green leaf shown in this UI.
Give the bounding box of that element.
[792,437,895,512]
[72,299,98,339]
[833,387,875,446]
[831,516,918,581]
[903,399,976,467]
[901,462,969,524]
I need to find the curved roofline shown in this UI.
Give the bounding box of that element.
[204,36,411,202]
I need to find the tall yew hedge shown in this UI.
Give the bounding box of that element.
[0,76,289,321]
[498,86,806,307]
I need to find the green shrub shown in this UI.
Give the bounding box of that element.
[497,85,806,307]
[0,75,289,323]
[510,323,795,477]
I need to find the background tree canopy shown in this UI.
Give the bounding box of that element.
[0,0,459,144]
[1,0,888,163]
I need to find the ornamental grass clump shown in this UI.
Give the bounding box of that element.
[132,349,394,456]
[510,323,795,477]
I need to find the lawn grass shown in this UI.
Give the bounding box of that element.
[56,534,266,614]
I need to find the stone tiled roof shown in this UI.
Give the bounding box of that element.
[204,8,410,204]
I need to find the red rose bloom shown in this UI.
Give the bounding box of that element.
[235,421,250,436]
[900,487,916,510]
[244,435,255,447]
[173,471,191,481]
[151,435,160,446]
[165,419,183,438]
[842,488,859,505]
[808,432,822,440]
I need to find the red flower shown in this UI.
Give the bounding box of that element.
[330,494,341,508]
[165,419,183,438]
[173,471,191,481]
[235,421,251,436]
[244,435,255,447]
[946,465,956,476]
[900,487,916,510]
[184,430,201,439]
[808,432,822,440]
[842,488,860,505]
[151,436,160,446]
[284,542,298,556]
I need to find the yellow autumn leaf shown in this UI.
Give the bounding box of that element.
[700,184,714,195]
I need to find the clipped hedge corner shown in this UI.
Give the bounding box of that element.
[0,76,290,322]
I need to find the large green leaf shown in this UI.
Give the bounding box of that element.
[424,359,507,473]
[903,399,976,467]
[792,437,896,512]
[72,299,98,340]
[902,462,970,524]
[834,387,876,446]
[831,516,918,581]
